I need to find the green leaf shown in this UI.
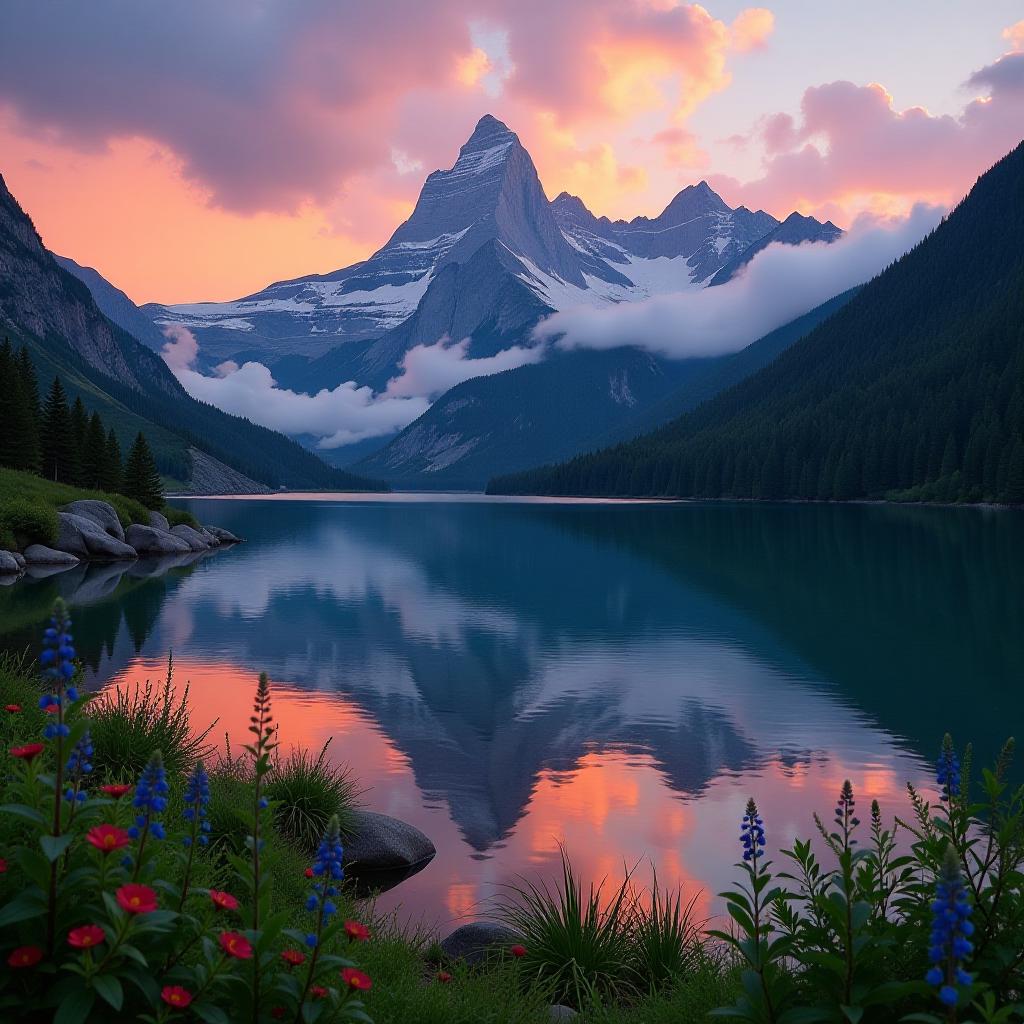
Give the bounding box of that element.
[193,1002,231,1024]
[0,802,47,826]
[0,889,46,928]
[841,1006,864,1024]
[54,988,95,1024]
[40,833,75,861]
[91,974,124,1011]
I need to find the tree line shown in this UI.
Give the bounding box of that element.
[0,338,165,509]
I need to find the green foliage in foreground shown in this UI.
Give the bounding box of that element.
[0,465,195,550]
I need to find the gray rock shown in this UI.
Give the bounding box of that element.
[62,499,125,542]
[10,551,26,570]
[147,511,171,532]
[55,512,137,561]
[23,545,80,566]
[170,524,211,552]
[0,550,22,575]
[125,524,192,556]
[205,525,242,544]
[25,563,78,580]
[343,810,435,873]
[549,1006,578,1021]
[197,526,221,546]
[439,922,523,967]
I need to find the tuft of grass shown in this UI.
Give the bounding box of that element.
[87,654,216,779]
[629,873,702,994]
[265,740,360,852]
[497,851,638,1010]
[0,495,58,549]
[163,505,200,529]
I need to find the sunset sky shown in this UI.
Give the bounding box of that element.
[1,1,1022,305]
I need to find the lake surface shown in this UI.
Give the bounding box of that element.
[1,496,1021,929]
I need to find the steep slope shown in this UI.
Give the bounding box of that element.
[488,141,1024,505]
[0,172,384,492]
[708,212,842,286]
[353,347,696,489]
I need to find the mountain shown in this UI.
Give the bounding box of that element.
[488,141,1024,505]
[708,211,842,287]
[127,114,845,487]
[0,173,385,492]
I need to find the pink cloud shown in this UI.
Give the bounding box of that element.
[731,8,775,53]
[712,52,1024,219]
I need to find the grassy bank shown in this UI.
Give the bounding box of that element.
[0,466,196,550]
[2,615,1023,1023]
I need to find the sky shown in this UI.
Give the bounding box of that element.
[1,2,1022,306]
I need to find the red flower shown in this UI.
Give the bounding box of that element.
[271,1010,286,1020]
[7,946,43,968]
[4,703,21,713]
[219,931,253,959]
[281,949,306,967]
[311,985,328,999]
[9,743,45,761]
[0,858,7,874]
[44,704,60,714]
[344,920,371,943]
[436,971,453,984]
[209,889,239,911]
[99,784,133,798]
[510,944,527,958]
[87,824,131,854]
[116,884,158,914]
[341,968,372,991]
[67,925,105,949]
[304,867,314,879]
[161,986,193,1008]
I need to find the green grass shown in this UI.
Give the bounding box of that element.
[0,465,196,549]
[86,654,216,779]
[265,741,361,852]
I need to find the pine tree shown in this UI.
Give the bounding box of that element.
[69,396,89,486]
[82,412,107,490]
[0,339,14,464]
[123,432,164,509]
[0,340,41,472]
[100,428,123,493]
[40,377,77,483]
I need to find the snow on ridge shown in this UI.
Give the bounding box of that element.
[390,227,470,252]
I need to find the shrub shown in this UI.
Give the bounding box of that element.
[497,852,637,1009]
[629,875,702,994]
[163,505,199,529]
[0,496,57,548]
[0,603,374,1023]
[265,741,360,852]
[86,654,215,779]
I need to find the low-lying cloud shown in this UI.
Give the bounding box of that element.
[534,203,945,359]
[161,326,542,450]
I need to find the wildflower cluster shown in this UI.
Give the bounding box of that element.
[305,815,345,944]
[0,605,374,1023]
[925,848,975,1007]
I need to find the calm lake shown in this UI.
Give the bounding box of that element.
[1,496,1021,928]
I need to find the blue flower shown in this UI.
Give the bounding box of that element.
[305,933,317,948]
[65,730,94,778]
[40,601,76,696]
[740,798,765,865]
[925,847,973,1006]
[936,734,961,802]
[131,752,168,843]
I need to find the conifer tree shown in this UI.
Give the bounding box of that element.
[0,339,41,472]
[101,428,123,493]
[69,396,89,486]
[123,432,164,509]
[40,377,77,483]
[82,412,107,490]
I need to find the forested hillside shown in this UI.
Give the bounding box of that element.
[490,141,1024,505]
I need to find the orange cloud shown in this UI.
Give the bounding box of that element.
[455,47,493,88]
[731,8,775,53]
[1003,20,1024,51]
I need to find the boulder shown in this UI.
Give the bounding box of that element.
[125,524,192,556]
[439,922,524,967]
[198,526,221,547]
[170,524,211,552]
[23,545,80,566]
[62,500,125,542]
[205,525,242,544]
[0,550,22,575]
[147,511,171,532]
[549,1007,578,1021]
[343,811,435,873]
[10,551,26,570]
[55,512,137,561]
